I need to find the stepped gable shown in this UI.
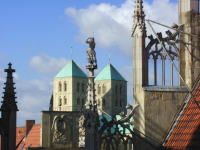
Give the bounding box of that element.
[54,60,87,79]
[161,75,200,149]
[94,63,126,81]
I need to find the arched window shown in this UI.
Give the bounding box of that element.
[120,84,122,95]
[103,84,106,94]
[77,98,80,105]
[82,83,84,92]
[64,97,67,105]
[115,99,118,107]
[58,97,62,106]
[64,82,67,92]
[98,99,100,106]
[98,84,101,94]
[115,84,118,94]
[82,98,84,106]
[59,82,62,92]
[77,83,80,92]
[103,98,106,106]
[120,99,122,107]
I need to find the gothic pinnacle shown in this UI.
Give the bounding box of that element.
[1,62,18,111]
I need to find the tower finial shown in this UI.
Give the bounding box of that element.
[1,62,18,111]
[109,51,110,63]
[131,0,146,37]
[71,47,73,60]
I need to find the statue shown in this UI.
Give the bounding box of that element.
[85,37,97,64]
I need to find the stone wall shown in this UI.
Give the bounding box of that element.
[95,80,127,116]
[40,111,80,149]
[53,77,87,111]
[134,87,188,150]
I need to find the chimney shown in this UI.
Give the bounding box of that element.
[25,120,35,136]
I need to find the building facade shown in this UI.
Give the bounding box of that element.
[132,0,200,149]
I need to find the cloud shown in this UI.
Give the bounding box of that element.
[64,0,178,59]
[15,76,52,126]
[0,68,52,126]
[29,54,69,75]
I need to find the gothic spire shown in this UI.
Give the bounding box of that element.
[131,0,146,36]
[1,62,18,111]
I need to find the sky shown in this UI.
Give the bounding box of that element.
[0,0,179,127]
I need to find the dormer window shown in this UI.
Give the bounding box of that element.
[59,82,62,92]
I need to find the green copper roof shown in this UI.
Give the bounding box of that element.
[54,60,87,79]
[94,63,126,81]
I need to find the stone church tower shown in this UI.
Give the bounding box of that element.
[0,63,18,150]
[94,63,127,116]
[53,60,88,111]
[132,0,200,149]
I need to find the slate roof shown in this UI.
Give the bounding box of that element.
[94,63,126,81]
[54,60,87,79]
[161,76,200,150]
[17,124,40,150]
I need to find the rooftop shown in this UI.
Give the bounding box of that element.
[161,75,200,149]
[95,63,126,82]
[17,124,40,150]
[54,60,87,79]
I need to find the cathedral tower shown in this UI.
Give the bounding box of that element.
[53,60,87,111]
[94,63,127,116]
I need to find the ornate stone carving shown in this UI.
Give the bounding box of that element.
[51,115,67,143]
[119,104,138,126]
[79,114,85,147]
[131,0,146,36]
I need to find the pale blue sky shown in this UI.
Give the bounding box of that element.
[0,0,179,126]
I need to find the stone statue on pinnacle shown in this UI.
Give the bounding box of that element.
[85,37,97,65]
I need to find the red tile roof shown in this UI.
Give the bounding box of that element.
[16,126,26,147]
[17,124,40,150]
[161,76,200,149]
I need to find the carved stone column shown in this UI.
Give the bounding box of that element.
[84,37,99,150]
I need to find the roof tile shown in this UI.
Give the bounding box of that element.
[162,77,200,149]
